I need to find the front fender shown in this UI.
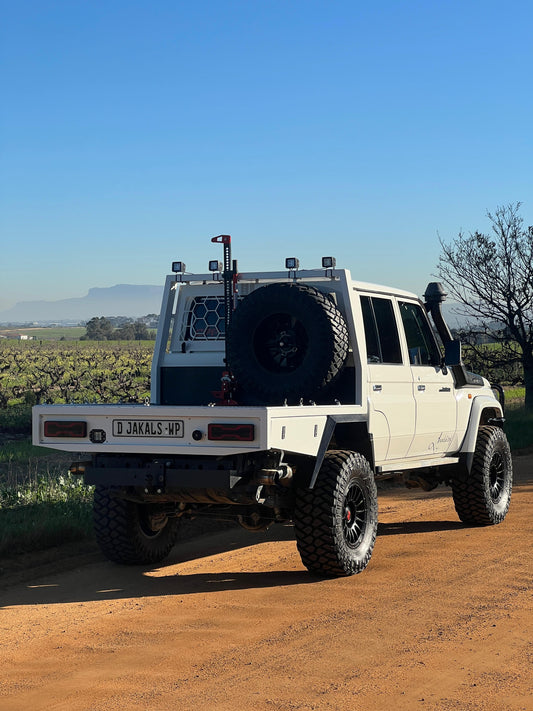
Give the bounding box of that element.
[458,395,504,472]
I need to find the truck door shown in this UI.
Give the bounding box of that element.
[361,295,416,462]
[398,301,457,457]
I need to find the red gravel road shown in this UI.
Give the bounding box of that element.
[0,455,531,711]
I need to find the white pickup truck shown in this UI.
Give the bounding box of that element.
[33,236,512,577]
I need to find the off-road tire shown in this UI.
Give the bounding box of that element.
[227,282,349,404]
[93,486,180,564]
[451,426,512,525]
[293,450,378,577]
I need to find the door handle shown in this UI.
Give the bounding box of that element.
[373,384,382,392]
[417,384,426,391]
[439,387,451,392]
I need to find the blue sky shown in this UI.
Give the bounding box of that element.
[1,0,532,312]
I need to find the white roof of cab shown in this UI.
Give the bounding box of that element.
[349,278,418,300]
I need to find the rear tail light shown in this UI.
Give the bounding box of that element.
[207,423,255,442]
[43,420,87,438]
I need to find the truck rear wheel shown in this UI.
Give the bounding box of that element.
[293,450,378,577]
[451,426,512,525]
[227,282,349,404]
[93,486,180,565]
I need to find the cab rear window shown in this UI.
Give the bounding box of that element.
[184,296,226,340]
[361,296,402,364]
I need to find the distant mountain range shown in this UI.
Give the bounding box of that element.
[0,282,470,330]
[0,285,164,324]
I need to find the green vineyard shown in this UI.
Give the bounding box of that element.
[0,340,153,410]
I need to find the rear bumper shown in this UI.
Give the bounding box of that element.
[33,403,366,457]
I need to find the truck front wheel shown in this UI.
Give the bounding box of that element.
[93,487,180,565]
[293,450,378,577]
[451,425,513,525]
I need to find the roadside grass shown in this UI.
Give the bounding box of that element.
[505,409,533,451]
[503,388,533,451]
[0,403,94,558]
[504,387,526,405]
[0,404,32,434]
[0,439,51,463]
[0,457,94,558]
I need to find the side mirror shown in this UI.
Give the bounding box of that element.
[444,339,462,366]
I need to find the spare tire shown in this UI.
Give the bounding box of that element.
[227,283,349,404]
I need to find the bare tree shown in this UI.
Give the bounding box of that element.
[438,202,533,410]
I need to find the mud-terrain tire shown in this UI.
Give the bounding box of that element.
[293,450,378,577]
[227,282,349,404]
[451,426,512,525]
[93,486,180,564]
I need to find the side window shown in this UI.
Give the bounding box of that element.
[361,296,381,362]
[399,301,442,366]
[361,296,402,364]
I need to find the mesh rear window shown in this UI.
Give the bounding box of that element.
[184,296,226,340]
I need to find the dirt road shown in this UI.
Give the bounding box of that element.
[1,456,531,711]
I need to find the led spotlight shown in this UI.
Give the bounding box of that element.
[172,261,186,273]
[209,260,223,272]
[322,257,336,269]
[285,257,299,270]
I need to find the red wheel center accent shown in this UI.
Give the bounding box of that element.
[345,508,352,522]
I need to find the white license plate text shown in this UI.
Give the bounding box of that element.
[112,419,184,437]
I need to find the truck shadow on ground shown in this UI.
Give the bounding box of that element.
[0,516,476,609]
[0,566,316,609]
[377,520,465,536]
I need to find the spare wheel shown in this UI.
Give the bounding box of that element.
[227,282,349,404]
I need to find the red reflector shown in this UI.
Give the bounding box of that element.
[208,423,255,442]
[44,420,87,438]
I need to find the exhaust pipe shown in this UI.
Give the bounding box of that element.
[255,464,293,487]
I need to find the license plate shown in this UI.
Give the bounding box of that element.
[112,419,184,437]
